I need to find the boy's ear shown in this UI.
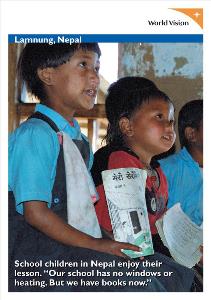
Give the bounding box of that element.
[184,127,197,143]
[119,117,134,137]
[37,67,55,86]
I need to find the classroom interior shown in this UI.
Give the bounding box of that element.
[8,42,202,152]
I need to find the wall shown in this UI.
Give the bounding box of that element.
[118,43,203,149]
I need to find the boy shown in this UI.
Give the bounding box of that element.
[159,100,203,226]
[9,43,144,292]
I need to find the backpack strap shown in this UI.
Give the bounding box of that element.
[28,111,60,133]
[29,111,90,166]
[28,111,67,220]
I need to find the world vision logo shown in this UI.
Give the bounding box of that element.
[171,8,203,29]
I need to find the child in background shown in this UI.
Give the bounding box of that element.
[159,100,203,226]
[159,100,203,291]
[91,76,195,290]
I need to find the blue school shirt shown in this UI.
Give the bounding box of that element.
[159,147,203,226]
[9,104,93,215]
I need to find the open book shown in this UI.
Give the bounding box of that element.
[155,203,203,268]
[102,168,154,258]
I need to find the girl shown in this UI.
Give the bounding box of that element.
[91,77,198,291]
[91,76,176,255]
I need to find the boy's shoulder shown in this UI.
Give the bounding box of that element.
[159,153,179,166]
[9,118,58,148]
[11,117,57,134]
[159,147,191,169]
[158,150,186,177]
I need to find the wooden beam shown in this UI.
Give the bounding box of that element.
[17,103,106,120]
[87,119,94,146]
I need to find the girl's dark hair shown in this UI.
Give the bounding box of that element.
[178,99,203,148]
[17,43,101,102]
[105,76,172,146]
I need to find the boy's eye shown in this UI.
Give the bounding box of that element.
[79,61,87,68]
[155,114,163,119]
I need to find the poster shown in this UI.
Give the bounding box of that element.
[1,0,210,299]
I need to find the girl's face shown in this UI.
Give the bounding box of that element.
[124,98,176,163]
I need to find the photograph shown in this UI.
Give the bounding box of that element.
[1,1,209,299]
[8,38,203,292]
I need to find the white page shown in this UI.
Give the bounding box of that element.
[162,203,202,268]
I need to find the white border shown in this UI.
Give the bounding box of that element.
[1,1,210,300]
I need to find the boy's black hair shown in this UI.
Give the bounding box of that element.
[178,99,203,148]
[105,76,172,146]
[17,43,101,102]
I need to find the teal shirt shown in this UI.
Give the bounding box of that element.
[159,147,203,226]
[9,104,93,215]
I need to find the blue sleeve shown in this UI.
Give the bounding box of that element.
[9,119,60,214]
[159,158,172,183]
[159,158,176,208]
[159,159,176,208]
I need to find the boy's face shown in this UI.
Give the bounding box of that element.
[125,99,176,160]
[195,120,203,151]
[46,49,100,119]
[186,120,203,151]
